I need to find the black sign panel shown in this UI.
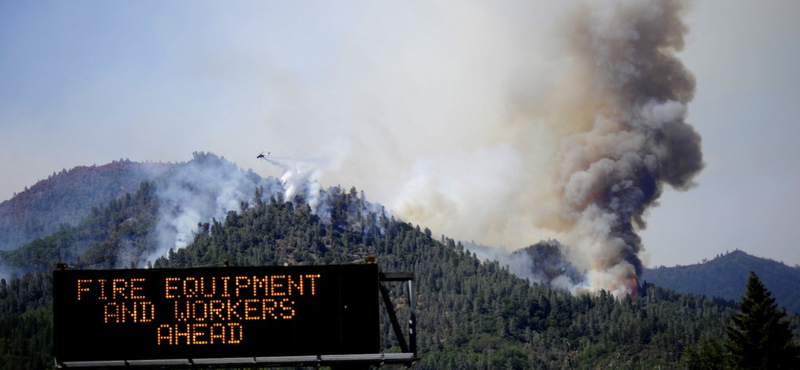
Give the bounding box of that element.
[53,264,379,363]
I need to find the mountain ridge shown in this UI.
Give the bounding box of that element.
[4,157,799,307]
[643,249,800,314]
[0,159,170,251]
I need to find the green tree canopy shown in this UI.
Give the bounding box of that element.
[685,334,726,370]
[725,270,799,370]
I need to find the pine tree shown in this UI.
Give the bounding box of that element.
[725,270,799,370]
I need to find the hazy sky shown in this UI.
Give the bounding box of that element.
[1,0,799,268]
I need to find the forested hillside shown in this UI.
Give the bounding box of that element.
[0,160,169,251]
[0,181,161,273]
[152,195,751,369]
[4,175,798,369]
[1,152,275,275]
[1,156,799,369]
[643,250,800,314]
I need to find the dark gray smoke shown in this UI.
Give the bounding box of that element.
[550,0,703,295]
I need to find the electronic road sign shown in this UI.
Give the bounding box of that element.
[53,264,379,365]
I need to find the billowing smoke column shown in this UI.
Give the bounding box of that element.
[552,0,703,296]
[146,0,703,298]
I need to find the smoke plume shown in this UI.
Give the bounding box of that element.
[366,0,703,296]
[149,151,380,263]
[149,152,281,263]
[148,0,703,297]
[546,0,703,295]
[258,156,325,215]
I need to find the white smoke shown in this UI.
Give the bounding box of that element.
[392,144,526,244]
[148,150,364,264]
[463,240,536,282]
[260,156,325,214]
[148,153,277,263]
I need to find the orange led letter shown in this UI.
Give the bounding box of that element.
[209,323,225,344]
[270,275,286,296]
[165,277,180,299]
[77,279,91,301]
[130,278,145,299]
[112,279,128,300]
[235,276,250,297]
[305,274,320,295]
[228,322,243,344]
[157,324,173,345]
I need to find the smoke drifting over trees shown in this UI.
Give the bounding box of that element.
[0,0,705,298]
[221,0,704,296]
[378,0,703,296]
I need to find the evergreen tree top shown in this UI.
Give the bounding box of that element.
[725,271,799,370]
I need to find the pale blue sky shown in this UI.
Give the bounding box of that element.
[1,0,799,267]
